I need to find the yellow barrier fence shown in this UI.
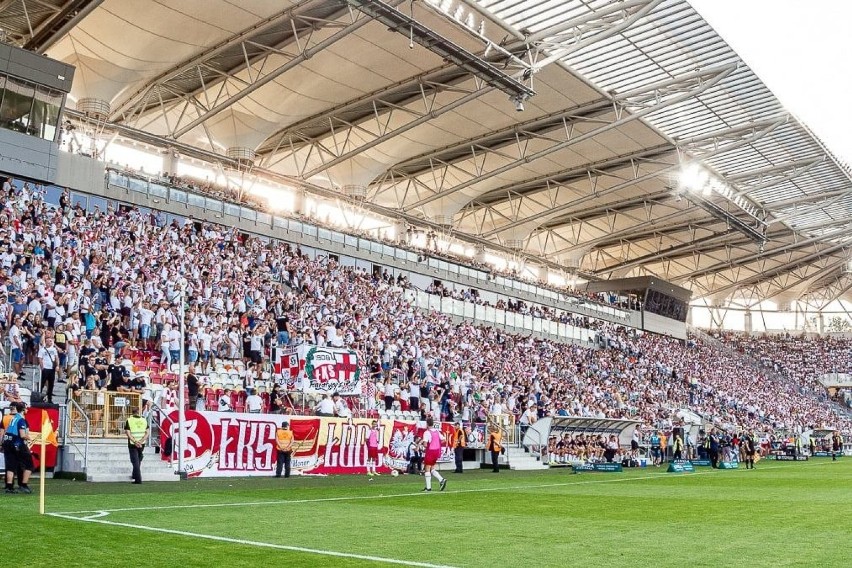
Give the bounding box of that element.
[69,390,142,438]
[487,413,516,444]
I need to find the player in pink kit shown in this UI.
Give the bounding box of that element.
[366,420,381,480]
[421,417,446,492]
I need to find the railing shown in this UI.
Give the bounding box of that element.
[147,402,175,451]
[408,289,597,346]
[65,398,91,472]
[519,423,547,462]
[485,413,516,445]
[104,169,634,325]
[68,390,142,438]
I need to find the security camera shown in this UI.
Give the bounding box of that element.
[514,99,525,112]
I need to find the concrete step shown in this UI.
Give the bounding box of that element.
[63,437,178,482]
[506,447,549,471]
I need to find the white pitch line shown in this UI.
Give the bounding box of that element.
[56,469,713,515]
[54,460,832,517]
[47,513,458,568]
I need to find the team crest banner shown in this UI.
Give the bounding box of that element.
[272,345,362,395]
[160,411,452,478]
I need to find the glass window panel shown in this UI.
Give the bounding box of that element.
[188,193,205,207]
[204,197,222,212]
[317,228,331,241]
[331,231,344,243]
[0,76,35,134]
[224,203,240,217]
[31,85,62,141]
[71,193,86,210]
[170,189,187,203]
[87,196,107,213]
[127,177,147,193]
[148,183,168,198]
[303,224,317,237]
[273,216,287,229]
[383,245,395,256]
[240,206,256,220]
[345,235,358,247]
[257,211,271,225]
[43,185,62,206]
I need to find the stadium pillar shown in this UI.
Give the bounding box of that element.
[744,310,752,333]
[394,218,406,244]
[162,148,179,176]
[177,280,187,477]
[293,187,307,216]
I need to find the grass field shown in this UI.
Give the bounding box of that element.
[8,459,850,567]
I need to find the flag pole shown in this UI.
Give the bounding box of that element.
[39,437,46,515]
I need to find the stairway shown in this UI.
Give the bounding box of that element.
[506,445,549,471]
[62,438,179,482]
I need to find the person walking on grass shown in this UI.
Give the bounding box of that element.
[366,420,381,480]
[743,432,757,469]
[421,417,446,492]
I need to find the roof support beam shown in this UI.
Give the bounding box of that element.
[254,63,466,158]
[462,144,674,210]
[169,2,391,140]
[730,155,826,198]
[375,98,612,179]
[297,0,660,180]
[477,115,787,237]
[593,231,737,275]
[109,1,328,122]
[24,0,103,53]
[690,239,851,297]
[683,229,849,282]
[402,64,739,212]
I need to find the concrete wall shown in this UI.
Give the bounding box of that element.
[643,311,688,340]
[0,129,60,182]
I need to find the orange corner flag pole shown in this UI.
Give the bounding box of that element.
[39,410,58,515]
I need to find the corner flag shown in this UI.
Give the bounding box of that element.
[38,410,58,515]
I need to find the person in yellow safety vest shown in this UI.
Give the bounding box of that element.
[672,433,684,461]
[275,421,294,478]
[124,407,149,484]
[487,425,502,473]
[452,421,467,474]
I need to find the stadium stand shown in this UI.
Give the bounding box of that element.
[0,177,848,450]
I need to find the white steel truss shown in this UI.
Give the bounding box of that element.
[281,0,660,180]
[401,64,738,212]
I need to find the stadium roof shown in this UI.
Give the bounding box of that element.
[2,0,851,307]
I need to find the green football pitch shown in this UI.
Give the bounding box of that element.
[9,459,850,567]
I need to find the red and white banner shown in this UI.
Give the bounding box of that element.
[160,411,455,478]
[272,345,363,395]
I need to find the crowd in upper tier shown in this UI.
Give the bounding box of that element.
[0,175,848,437]
[713,331,852,410]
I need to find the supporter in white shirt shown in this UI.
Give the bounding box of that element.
[218,389,234,412]
[245,390,264,413]
[314,395,335,416]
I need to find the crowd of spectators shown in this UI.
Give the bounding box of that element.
[712,331,852,411]
[102,162,636,315]
[0,175,848,443]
